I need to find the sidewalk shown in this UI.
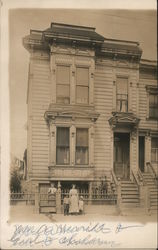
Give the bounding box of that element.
[9,204,157,223]
[9,204,51,223]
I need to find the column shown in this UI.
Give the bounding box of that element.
[50,122,56,166]
[89,60,94,105]
[50,47,56,103]
[112,80,116,112]
[70,125,76,166]
[89,125,94,166]
[56,181,62,214]
[70,59,75,104]
[130,130,137,174]
[128,81,132,112]
[145,132,151,167]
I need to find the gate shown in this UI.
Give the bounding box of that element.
[39,184,56,213]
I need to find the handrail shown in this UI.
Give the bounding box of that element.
[146,162,157,179]
[137,168,145,185]
[111,170,120,187]
[131,170,141,187]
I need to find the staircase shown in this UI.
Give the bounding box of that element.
[142,172,158,213]
[121,180,140,207]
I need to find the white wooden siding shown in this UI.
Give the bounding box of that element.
[28,54,51,177]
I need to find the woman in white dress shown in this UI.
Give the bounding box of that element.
[69,184,79,214]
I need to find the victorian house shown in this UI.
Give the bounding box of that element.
[23,22,157,213]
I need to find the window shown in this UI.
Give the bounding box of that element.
[116,77,128,112]
[149,94,158,119]
[151,137,158,163]
[76,128,88,165]
[76,67,89,104]
[56,127,69,164]
[56,65,70,104]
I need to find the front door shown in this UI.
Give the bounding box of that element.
[139,136,145,172]
[114,133,130,180]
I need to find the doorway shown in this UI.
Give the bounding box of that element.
[139,136,145,172]
[114,133,130,180]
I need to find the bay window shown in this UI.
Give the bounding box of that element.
[56,127,70,164]
[76,128,89,165]
[56,65,70,104]
[76,67,89,104]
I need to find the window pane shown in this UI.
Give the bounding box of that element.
[57,127,69,146]
[117,99,128,112]
[56,147,69,164]
[76,67,89,86]
[149,107,158,118]
[76,129,88,146]
[149,94,158,106]
[151,138,158,148]
[76,86,88,104]
[57,85,70,104]
[151,149,156,162]
[57,66,70,85]
[117,77,128,95]
[76,148,88,164]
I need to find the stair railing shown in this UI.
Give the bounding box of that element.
[137,168,145,186]
[111,170,121,211]
[131,170,141,187]
[146,162,158,185]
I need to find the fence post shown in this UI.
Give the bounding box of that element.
[34,184,39,214]
[56,182,62,214]
[88,182,93,205]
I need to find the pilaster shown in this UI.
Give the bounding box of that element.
[70,125,76,166]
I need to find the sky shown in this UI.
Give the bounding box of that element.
[9,8,157,159]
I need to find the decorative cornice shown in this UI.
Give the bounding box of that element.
[109,112,140,129]
[44,104,100,124]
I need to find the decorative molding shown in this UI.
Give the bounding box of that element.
[51,131,55,137]
[44,105,100,124]
[109,112,140,128]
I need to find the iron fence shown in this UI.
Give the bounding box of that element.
[10,193,35,205]
[61,190,117,205]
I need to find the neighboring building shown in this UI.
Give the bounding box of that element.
[23,22,157,212]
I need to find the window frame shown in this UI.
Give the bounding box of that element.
[146,86,158,120]
[151,137,158,163]
[76,66,89,105]
[116,76,129,113]
[56,126,70,165]
[75,128,89,165]
[56,65,70,104]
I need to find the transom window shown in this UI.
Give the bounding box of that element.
[56,127,70,165]
[76,67,89,104]
[76,128,89,165]
[56,65,70,104]
[151,137,158,163]
[116,77,128,112]
[149,94,158,119]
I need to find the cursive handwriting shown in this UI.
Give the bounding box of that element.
[8,222,144,248]
[115,223,144,234]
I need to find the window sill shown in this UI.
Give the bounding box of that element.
[49,165,94,169]
[146,117,158,121]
